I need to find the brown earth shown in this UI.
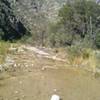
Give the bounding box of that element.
[0,46,100,100]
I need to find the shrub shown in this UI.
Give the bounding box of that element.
[95,32,100,48]
[0,41,10,64]
[82,48,92,59]
[67,45,82,64]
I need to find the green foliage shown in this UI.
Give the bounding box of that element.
[0,0,100,48]
[0,41,10,64]
[66,45,95,66]
[82,48,92,59]
[0,41,9,55]
[59,4,74,22]
[67,44,82,57]
[0,0,29,41]
[95,32,100,48]
[49,0,100,48]
[66,44,82,64]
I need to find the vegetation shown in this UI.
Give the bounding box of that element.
[0,0,29,41]
[95,31,100,48]
[0,0,99,49]
[0,1,100,100]
[0,41,10,64]
[49,0,100,49]
[0,0,100,66]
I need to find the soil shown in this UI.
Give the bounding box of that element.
[0,46,100,100]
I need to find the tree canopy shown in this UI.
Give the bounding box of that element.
[0,0,29,41]
[49,0,100,48]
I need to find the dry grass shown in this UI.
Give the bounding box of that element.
[0,41,10,64]
[0,42,22,64]
[55,46,99,74]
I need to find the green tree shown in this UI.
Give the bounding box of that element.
[49,0,100,47]
[95,31,100,48]
[0,0,29,41]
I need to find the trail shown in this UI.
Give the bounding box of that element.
[23,45,66,62]
[0,45,100,100]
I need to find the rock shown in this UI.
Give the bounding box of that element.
[14,64,17,68]
[50,94,60,100]
[25,64,28,68]
[53,89,57,92]
[5,56,15,65]
[31,64,34,67]
[14,91,19,94]
[22,95,25,98]
[0,65,3,72]
[17,64,20,67]
[19,81,23,84]
[17,47,24,53]
[41,67,46,71]
[9,47,17,52]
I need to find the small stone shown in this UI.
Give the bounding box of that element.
[17,47,24,52]
[50,94,60,100]
[41,67,46,71]
[14,64,17,68]
[0,65,3,72]
[31,64,34,66]
[53,89,57,92]
[22,95,25,98]
[19,81,22,84]
[25,64,28,68]
[17,64,21,67]
[14,91,19,94]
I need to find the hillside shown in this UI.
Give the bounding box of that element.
[0,0,100,100]
[0,44,100,100]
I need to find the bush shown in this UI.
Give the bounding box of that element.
[82,48,92,59]
[0,41,10,64]
[66,43,95,66]
[95,32,100,48]
[67,45,82,64]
